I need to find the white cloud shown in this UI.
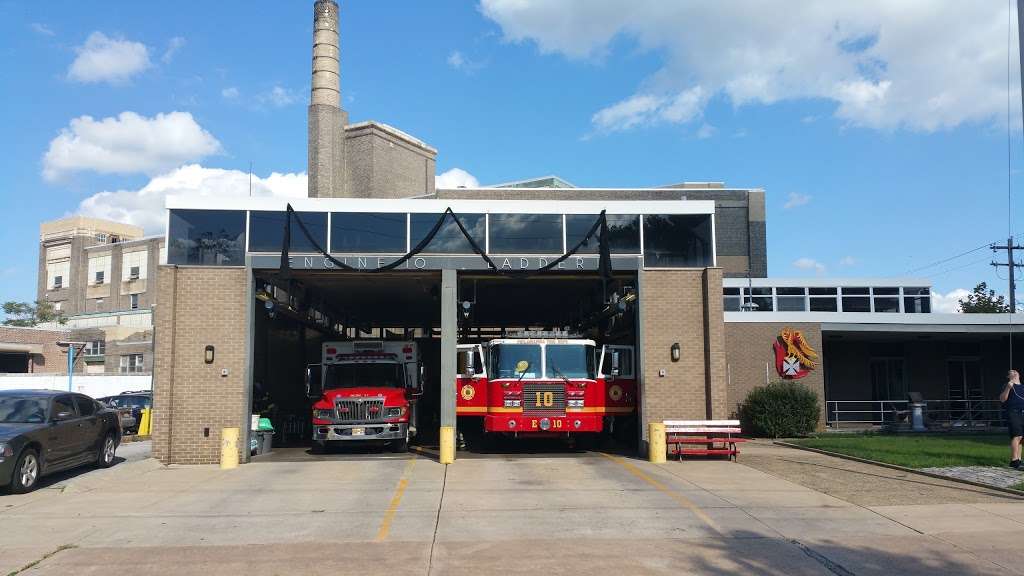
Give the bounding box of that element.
[591,87,704,133]
[162,36,186,63]
[30,23,55,37]
[481,1,1020,133]
[696,123,716,139]
[447,50,485,73]
[77,164,307,234]
[436,168,480,189]
[42,111,222,181]
[783,192,812,209]
[931,288,971,313]
[68,32,151,84]
[221,86,240,99]
[792,257,826,274]
[838,256,858,267]
[259,85,297,107]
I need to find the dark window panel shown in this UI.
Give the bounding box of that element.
[874,297,900,312]
[565,214,640,254]
[809,287,838,295]
[904,296,931,313]
[723,287,741,295]
[777,296,806,312]
[750,296,773,311]
[873,287,899,295]
[331,212,407,253]
[723,297,741,312]
[904,287,930,296]
[744,287,772,296]
[410,213,485,254]
[168,209,246,266]
[489,214,563,254]
[249,211,327,253]
[776,287,805,296]
[810,297,838,312]
[842,296,871,312]
[842,287,870,295]
[643,214,714,268]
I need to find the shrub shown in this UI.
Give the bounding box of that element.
[739,381,820,438]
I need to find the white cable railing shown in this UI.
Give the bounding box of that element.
[826,399,1006,429]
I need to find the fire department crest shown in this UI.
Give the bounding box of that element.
[773,328,818,380]
[460,384,476,401]
[608,384,623,402]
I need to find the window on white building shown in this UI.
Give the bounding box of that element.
[47,261,70,290]
[122,250,148,281]
[130,294,140,309]
[87,254,111,286]
[84,340,105,356]
[120,354,144,374]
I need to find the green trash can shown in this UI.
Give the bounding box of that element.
[256,418,274,455]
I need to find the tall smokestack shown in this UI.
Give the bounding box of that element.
[308,0,347,198]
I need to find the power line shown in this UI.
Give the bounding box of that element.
[905,241,996,274]
[926,256,992,279]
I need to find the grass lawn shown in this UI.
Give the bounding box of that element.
[790,434,1011,469]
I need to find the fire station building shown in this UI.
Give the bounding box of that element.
[148,1,1021,464]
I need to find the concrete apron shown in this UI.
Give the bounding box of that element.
[3,450,1024,575]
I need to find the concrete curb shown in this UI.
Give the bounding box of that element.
[773,440,1024,499]
[121,435,150,444]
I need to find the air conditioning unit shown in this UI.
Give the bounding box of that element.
[129,267,140,280]
[53,277,63,289]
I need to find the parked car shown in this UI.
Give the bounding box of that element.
[97,391,152,435]
[0,390,121,494]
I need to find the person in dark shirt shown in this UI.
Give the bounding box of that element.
[999,370,1024,468]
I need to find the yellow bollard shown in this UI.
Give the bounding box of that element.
[220,427,239,469]
[137,408,151,436]
[439,426,455,464]
[648,422,666,463]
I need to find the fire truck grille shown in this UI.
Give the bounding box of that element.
[333,399,386,422]
[523,383,566,415]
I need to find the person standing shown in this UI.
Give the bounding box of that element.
[999,370,1024,468]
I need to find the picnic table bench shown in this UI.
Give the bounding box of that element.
[664,420,746,461]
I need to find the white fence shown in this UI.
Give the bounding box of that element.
[0,374,151,399]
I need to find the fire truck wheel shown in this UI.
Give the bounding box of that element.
[390,435,409,453]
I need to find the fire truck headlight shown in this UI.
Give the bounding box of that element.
[567,399,584,408]
[386,407,405,418]
[315,409,334,420]
[503,399,521,408]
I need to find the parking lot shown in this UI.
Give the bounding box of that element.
[4,441,1024,575]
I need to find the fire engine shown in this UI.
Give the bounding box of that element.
[455,332,636,440]
[306,341,421,452]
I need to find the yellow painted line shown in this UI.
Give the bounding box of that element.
[375,458,417,541]
[599,452,720,534]
[456,407,488,414]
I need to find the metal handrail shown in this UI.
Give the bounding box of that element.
[826,399,1006,429]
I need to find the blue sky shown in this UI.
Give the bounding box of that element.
[1,0,1022,312]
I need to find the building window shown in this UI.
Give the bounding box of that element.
[841,287,870,312]
[723,287,741,312]
[565,214,641,254]
[488,214,563,255]
[53,302,62,312]
[642,214,714,268]
[249,211,328,253]
[88,254,111,286]
[331,212,407,253]
[84,340,105,357]
[904,287,931,313]
[776,287,807,312]
[410,213,485,254]
[743,287,773,311]
[130,294,140,310]
[95,233,108,243]
[120,354,144,374]
[870,358,906,401]
[52,275,63,289]
[122,250,148,281]
[167,209,247,266]
[94,271,105,285]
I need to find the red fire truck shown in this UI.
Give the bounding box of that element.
[455,332,636,439]
[306,341,421,452]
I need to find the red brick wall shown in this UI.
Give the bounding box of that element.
[0,326,69,373]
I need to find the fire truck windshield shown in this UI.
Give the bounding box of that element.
[490,344,542,379]
[324,362,405,390]
[545,344,596,379]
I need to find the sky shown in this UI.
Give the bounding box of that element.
[1,0,1023,313]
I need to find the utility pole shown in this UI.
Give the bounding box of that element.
[992,237,1024,311]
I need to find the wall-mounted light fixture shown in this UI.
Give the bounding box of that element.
[204,345,215,364]
[670,343,681,362]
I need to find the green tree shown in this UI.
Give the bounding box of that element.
[2,300,65,327]
[958,282,1011,313]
